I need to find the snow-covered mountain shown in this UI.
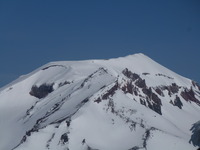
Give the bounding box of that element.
[0,53,200,150]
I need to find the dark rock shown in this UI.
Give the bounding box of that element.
[58,81,70,87]
[189,121,200,148]
[102,82,118,100]
[147,100,162,115]
[142,88,162,106]
[80,98,89,104]
[121,86,126,93]
[133,90,138,96]
[82,139,86,145]
[60,133,68,144]
[161,83,180,96]
[128,146,140,150]
[122,68,140,81]
[169,100,173,105]
[94,82,118,103]
[155,73,174,79]
[143,129,150,148]
[122,68,146,88]
[121,81,134,94]
[142,88,152,98]
[169,83,180,94]
[29,83,54,99]
[66,118,71,127]
[25,105,35,116]
[140,99,146,106]
[174,95,183,109]
[161,86,170,95]
[42,65,65,70]
[25,126,39,138]
[181,88,200,104]
[142,127,156,149]
[94,97,102,103]
[152,102,162,115]
[142,72,150,75]
[144,88,162,115]
[87,145,99,150]
[121,81,139,96]
[126,82,134,94]
[135,78,146,88]
[108,99,115,113]
[151,92,162,105]
[26,131,31,136]
[11,135,27,150]
[154,87,164,96]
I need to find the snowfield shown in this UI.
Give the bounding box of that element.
[0,53,199,150]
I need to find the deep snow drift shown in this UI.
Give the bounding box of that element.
[0,53,199,150]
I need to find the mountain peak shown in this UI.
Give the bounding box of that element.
[0,54,200,150]
[126,52,146,57]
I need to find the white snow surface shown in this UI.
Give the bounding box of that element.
[0,53,199,150]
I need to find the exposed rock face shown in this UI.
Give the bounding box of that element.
[122,68,140,81]
[146,100,162,115]
[122,69,143,89]
[142,88,162,115]
[122,68,200,114]
[169,83,180,94]
[160,83,180,96]
[154,87,164,96]
[60,133,68,144]
[181,88,200,104]
[122,68,199,115]
[135,78,147,89]
[29,83,54,99]
[140,99,146,106]
[189,121,200,148]
[121,81,137,95]
[102,82,118,100]
[122,68,162,115]
[142,88,161,104]
[173,95,183,109]
[122,68,146,89]
[95,82,118,103]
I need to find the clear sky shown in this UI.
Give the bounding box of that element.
[0,0,200,88]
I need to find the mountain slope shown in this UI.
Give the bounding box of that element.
[0,53,199,150]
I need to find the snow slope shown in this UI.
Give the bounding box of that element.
[0,53,199,150]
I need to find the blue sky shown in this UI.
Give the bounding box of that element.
[0,0,200,87]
